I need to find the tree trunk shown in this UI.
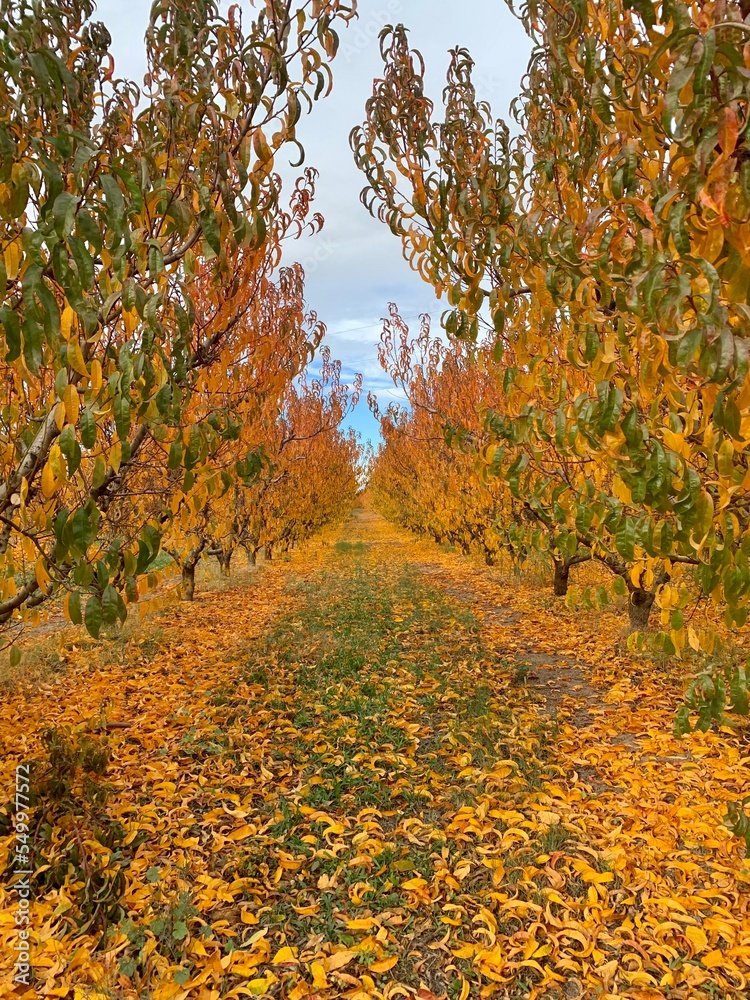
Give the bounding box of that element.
[553,558,570,596]
[182,564,196,601]
[248,548,257,566]
[628,587,655,630]
[217,549,232,576]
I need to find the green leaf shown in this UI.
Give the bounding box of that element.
[200,205,221,256]
[92,456,107,490]
[80,407,97,449]
[676,326,702,367]
[71,508,93,554]
[616,519,636,561]
[113,394,131,441]
[591,80,613,126]
[84,595,103,638]
[67,591,82,625]
[168,439,183,470]
[0,306,21,362]
[52,191,78,237]
[100,173,125,227]
[724,398,742,441]
[172,921,189,941]
[730,662,749,716]
[59,423,81,476]
[674,703,692,738]
[668,199,690,255]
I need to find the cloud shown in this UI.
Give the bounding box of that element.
[95,0,531,441]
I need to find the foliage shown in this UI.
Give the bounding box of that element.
[0,725,137,935]
[164,346,362,599]
[353,0,750,724]
[0,0,357,644]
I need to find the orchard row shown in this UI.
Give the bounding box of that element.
[0,0,362,651]
[359,0,750,733]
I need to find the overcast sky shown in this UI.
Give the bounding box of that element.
[96,0,531,443]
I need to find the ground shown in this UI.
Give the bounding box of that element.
[1,510,749,1000]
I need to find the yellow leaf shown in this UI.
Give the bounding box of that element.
[241,909,259,925]
[458,979,470,1000]
[227,824,255,841]
[54,400,66,432]
[247,980,272,996]
[231,962,262,976]
[110,441,122,474]
[537,810,560,825]
[90,358,103,394]
[452,944,479,959]
[612,474,632,504]
[60,305,76,341]
[326,949,356,971]
[67,338,88,377]
[370,956,398,973]
[702,949,726,969]
[63,384,80,424]
[629,562,644,588]
[271,946,298,965]
[4,239,21,280]
[123,308,138,336]
[346,917,379,930]
[692,221,724,263]
[401,877,428,890]
[41,461,59,498]
[153,985,188,1000]
[685,925,708,953]
[581,869,614,884]
[310,962,329,989]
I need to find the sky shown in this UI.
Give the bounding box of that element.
[96,0,531,445]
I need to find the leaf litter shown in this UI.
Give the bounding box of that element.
[1,511,749,1000]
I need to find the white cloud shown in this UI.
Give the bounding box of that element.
[95,0,530,442]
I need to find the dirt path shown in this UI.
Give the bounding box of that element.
[1,510,749,1000]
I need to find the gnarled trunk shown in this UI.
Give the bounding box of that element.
[217,549,232,577]
[628,587,655,631]
[553,558,570,596]
[182,563,196,601]
[179,538,207,601]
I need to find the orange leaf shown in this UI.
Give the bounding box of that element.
[718,106,739,156]
[326,950,356,971]
[370,956,398,974]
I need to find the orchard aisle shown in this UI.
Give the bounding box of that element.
[2,510,749,999]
